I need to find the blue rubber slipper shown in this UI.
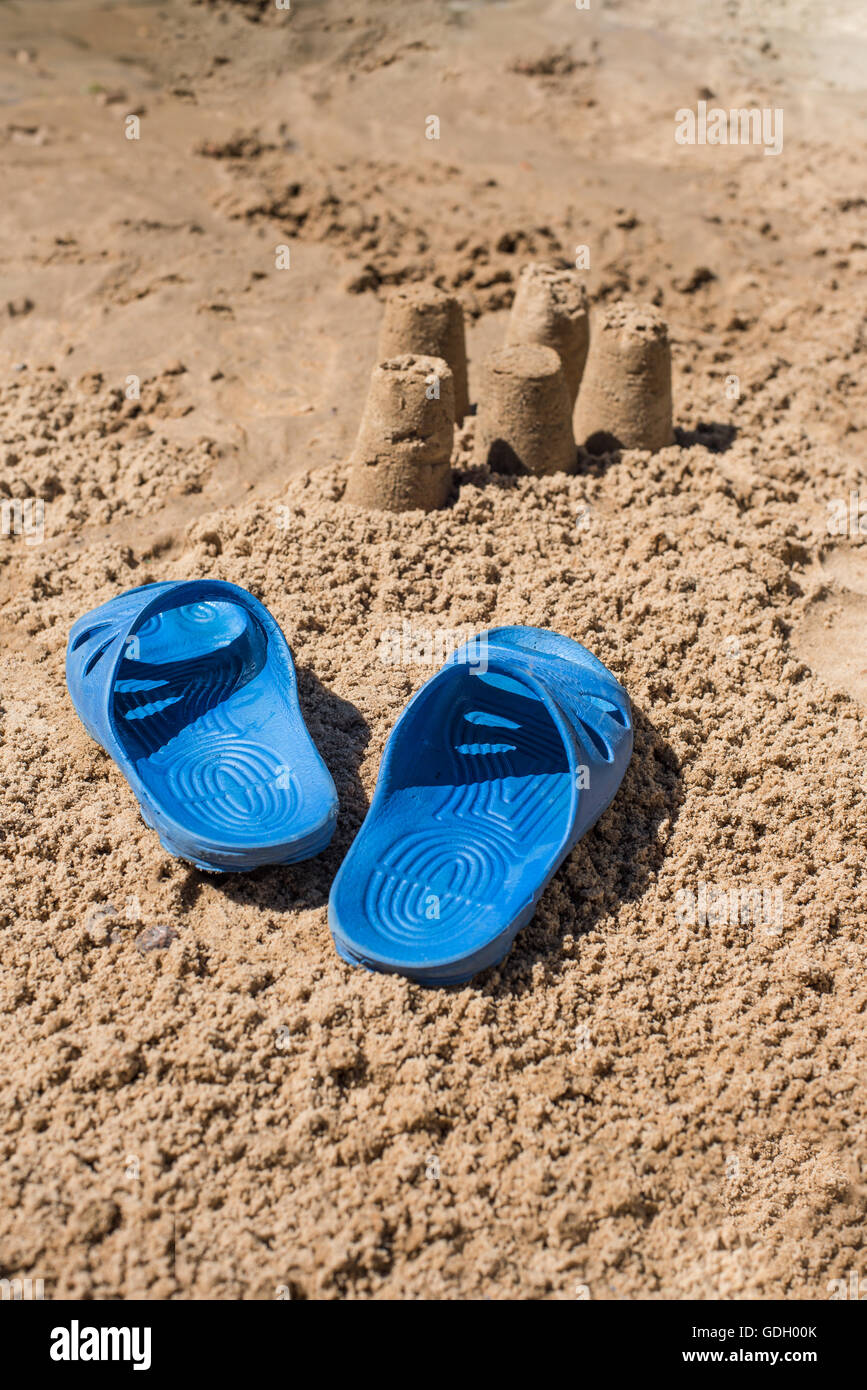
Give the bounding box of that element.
[328,626,633,985]
[66,579,337,871]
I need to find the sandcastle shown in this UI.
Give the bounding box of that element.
[474,344,575,476]
[573,301,673,454]
[504,262,590,407]
[342,274,673,512]
[344,354,455,513]
[377,284,469,425]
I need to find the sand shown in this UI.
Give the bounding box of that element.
[1,0,866,1300]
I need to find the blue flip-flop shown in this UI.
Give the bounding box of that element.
[328,626,633,985]
[66,579,337,871]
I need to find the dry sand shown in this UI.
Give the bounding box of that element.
[0,0,866,1299]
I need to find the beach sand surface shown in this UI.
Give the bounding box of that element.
[0,0,865,1298]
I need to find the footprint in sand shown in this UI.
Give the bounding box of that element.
[793,546,867,705]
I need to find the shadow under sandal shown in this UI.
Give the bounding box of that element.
[66,579,338,872]
[328,625,633,986]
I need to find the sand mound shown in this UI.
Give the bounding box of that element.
[2,427,865,1298]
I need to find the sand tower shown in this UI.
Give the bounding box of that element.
[505,262,590,407]
[573,302,674,453]
[377,284,470,425]
[344,354,455,512]
[474,344,575,477]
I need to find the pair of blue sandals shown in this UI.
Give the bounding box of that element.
[67,580,633,987]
